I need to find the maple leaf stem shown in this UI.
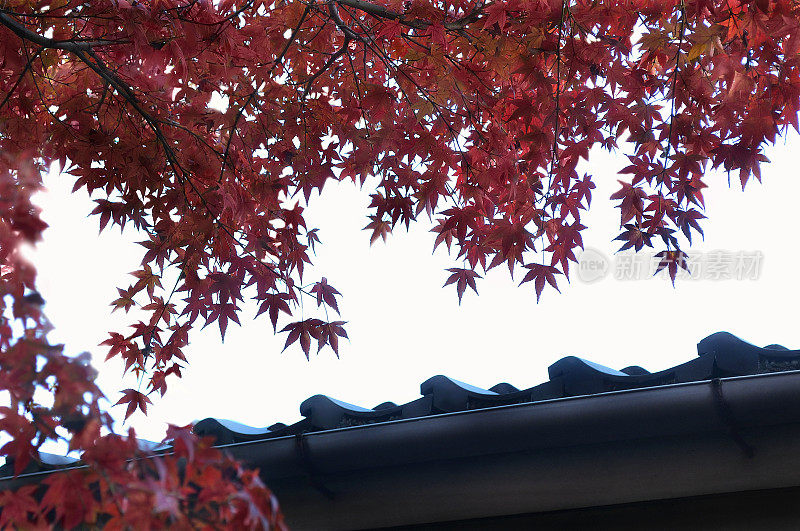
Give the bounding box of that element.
[539,0,567,267]
[658,0,687,254]
[143,275,183,374]
[553,0,565,165]
[663,1,687,166]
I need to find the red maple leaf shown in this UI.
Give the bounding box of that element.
[364,216,392,244]
[520,264,562,302]
[615,224,654,252]
[256,293,293,331]
[654,250,691,286]
[610,181,647,224]
[115,389,153,419]
[0,485,41,528]
[280,319,325,359]
[443,268,481,304]
[309,277,342,314]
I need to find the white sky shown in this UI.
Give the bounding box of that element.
[26,131,800,443]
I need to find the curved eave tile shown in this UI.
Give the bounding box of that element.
[299,395,422,430]
[193,418,299,445]
[698,331,800,374]
[420,375,497,412]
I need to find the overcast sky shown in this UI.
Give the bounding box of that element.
[26,130,800,443]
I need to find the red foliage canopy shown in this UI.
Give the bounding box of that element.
[1,0,798,526]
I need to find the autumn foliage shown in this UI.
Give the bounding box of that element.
[1,0,799,526]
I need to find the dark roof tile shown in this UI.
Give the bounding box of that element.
[190,332,800,445]
[621,366,650,376]
[420,375,497,413]
[4,332,800,479]
[193,417,303,445]
[489,382,519,394]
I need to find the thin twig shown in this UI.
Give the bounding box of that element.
[0,49,41,113]
[218,1,314,183]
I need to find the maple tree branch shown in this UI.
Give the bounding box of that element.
[341,4,452,124]
[175,0,255,27]
[73,49,185,176]
[0,10,127,50]
[328,1,362,41]
[219,1,314,183]
[337,3,471,216]
[0,13,161,160]
[0,8,324,323]
[336,0,400,22]
[0,49,41,113]
[58,50,288,304]
[305,37,352,94]
[347,2,477,176]
[335,0,484,30]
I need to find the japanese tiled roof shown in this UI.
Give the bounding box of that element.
[4,331,800,477]
[192,331,800,445]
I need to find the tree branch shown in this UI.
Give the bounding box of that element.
[0,10,126,50]
[329,1,362,40]
[335,0,485,30]
[218,1,314,183]
[305,35,352,95]
[0,49,41,113]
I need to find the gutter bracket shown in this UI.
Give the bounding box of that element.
[294,432,336,500]
[711,378,755,458]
